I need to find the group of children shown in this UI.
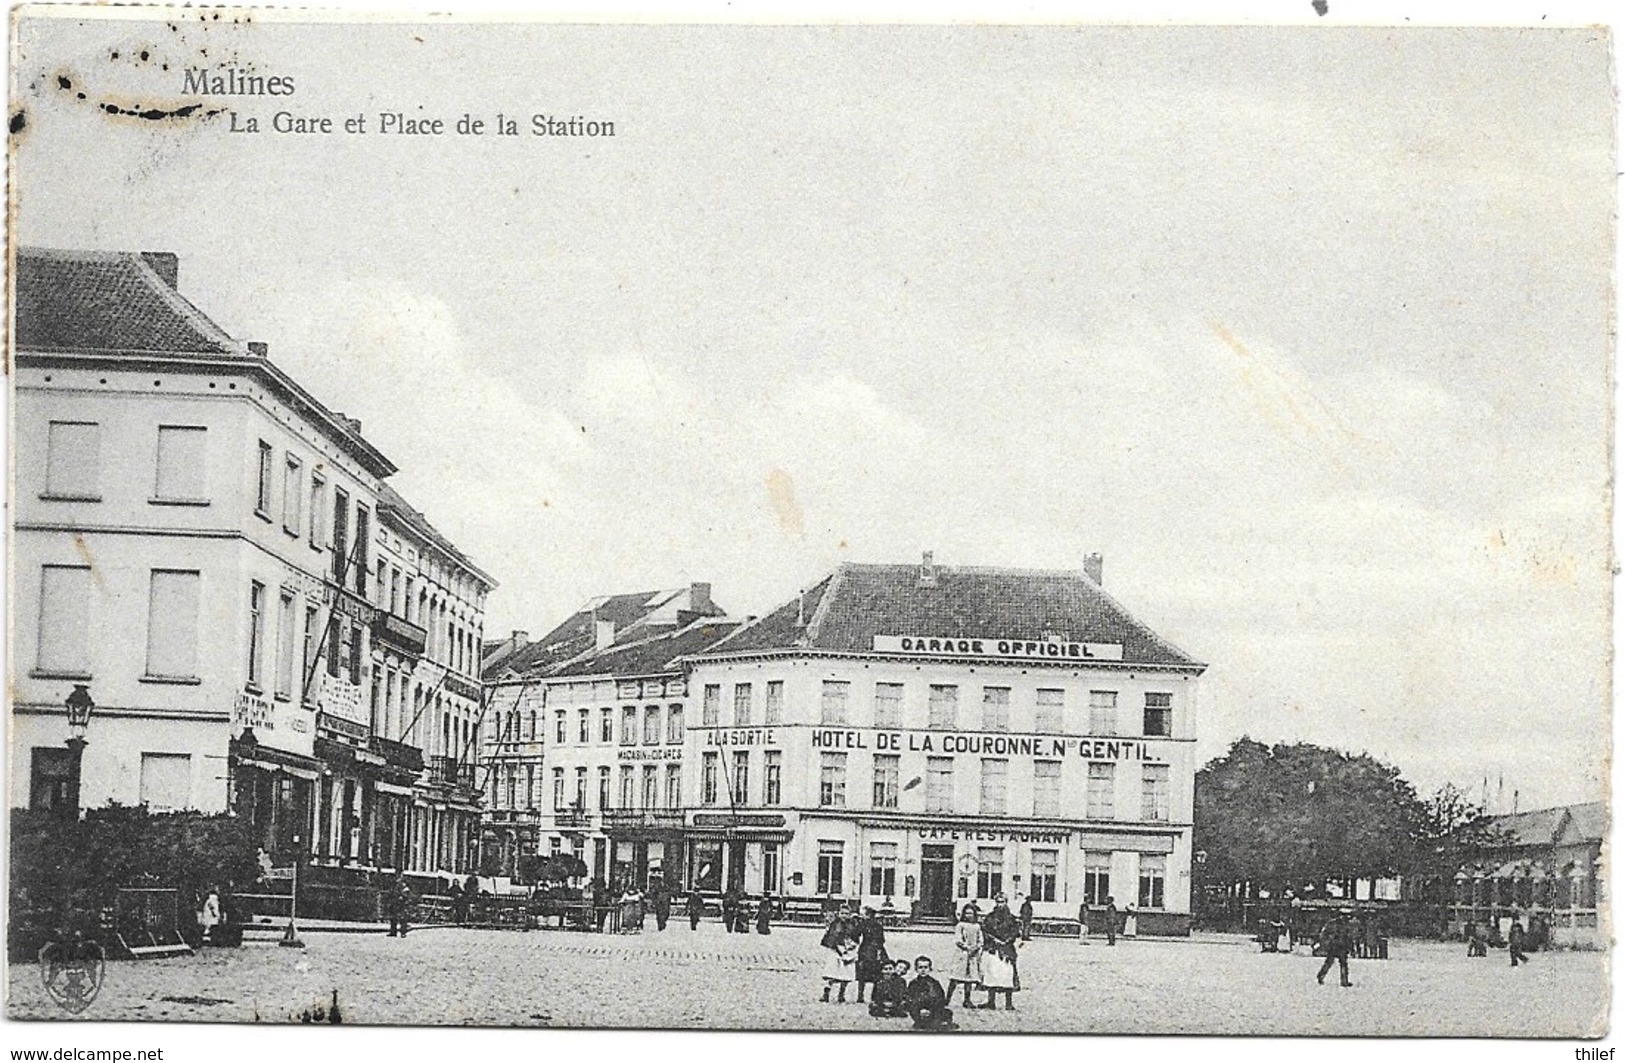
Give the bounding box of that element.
[864,955,960,1031]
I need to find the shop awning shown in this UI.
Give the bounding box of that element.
[374,781,416,797]
[1075,831,1174,854]
[238,757,321,781]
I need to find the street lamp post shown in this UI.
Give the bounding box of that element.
[63,684,94,817]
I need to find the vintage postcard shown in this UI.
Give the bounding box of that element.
[4,3,1615,1050]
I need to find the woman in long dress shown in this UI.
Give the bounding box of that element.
[946,902,984,1007]
[819,905,860,1003]
[854,906,889,1004]
[980,894,1022,1010]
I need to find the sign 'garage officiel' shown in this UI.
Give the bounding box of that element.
[873,635,1124,662]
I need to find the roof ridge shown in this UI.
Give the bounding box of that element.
[1073,570,1205,667]
[122,251,241,352]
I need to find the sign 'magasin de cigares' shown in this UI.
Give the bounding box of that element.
[873,635,1124,662]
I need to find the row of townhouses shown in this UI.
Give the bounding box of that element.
[483,555,1207,930]
[11,247,494,879]
[12,246,1207,928]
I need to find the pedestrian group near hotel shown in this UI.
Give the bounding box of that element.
[13,246,1204,935]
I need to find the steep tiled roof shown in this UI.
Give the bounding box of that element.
[549,618,745,679]
[15,247,239,355]
[486,587,726,680]
[377,482,494,589]
[697,562,1201,668]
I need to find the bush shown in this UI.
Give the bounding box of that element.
[9,805,260,959]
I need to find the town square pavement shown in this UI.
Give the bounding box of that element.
[8,921,1608,1036]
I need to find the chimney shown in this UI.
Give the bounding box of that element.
[511,630,529,648]
[247,341,269,358]
[595,619,615,652]
[1083,552,1104,585]
[918,550,938,588]
[140,251,179,289]
[689,582,713,614]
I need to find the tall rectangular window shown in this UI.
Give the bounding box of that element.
[665,765,682,809]
[576,767,588,808]
[820,681,850,725]
[667,705,684,744]
[598,766,611,809]
[552,768,565,809]
[256,440,274,514]
[981,687,1010,731]
[600,707,613,743]
[980,758,1009,815]
[1144,692,1173,737]
[154,426,207,502]
[579,708,591,743]
[302,605,319,700]
[702,752,719,805]
[555,710,568,744]
[874,683,904,728]
[869,842,898,897]
[1139,854,1167,909]
[1086,762,1116,820]
[816,841,845,896]
[731,751,749,806]
[621,706,637,745]
[872,754,899,809]
[36,565,91,675]
[1089,690,1118,734]
[331,487,350,583]
[925,757,954,814]
[976,846,1005,899]
[143,570,201,680]
[819,752,847,807]
[273,590,296,697]
[762,843,782,894]
[764,751,782,805]
[1033,760,1062,817]
[352,506,370,595]
[702,684,721,726]
[1141,764,1171,822]
[247,581,267,688]
[765,681,785,725]
[732,683,753,726]
[1030,849,1059,902]
[1083,852,1112,906]
[643,706,662,744]
[642,766,659,809]
[44,421,100,499]
[280,455,302,532]
[139,753,191,812]
[308,473,326,547]
[1035,688,1064,732]
[928,684,959,729]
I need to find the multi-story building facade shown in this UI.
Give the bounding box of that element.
[11,247,492,879]
[682,555,1206,931]
[480,585,725,879]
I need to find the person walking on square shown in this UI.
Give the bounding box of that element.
[1077,900,1091,945]
[686,889,704,930]
[722,887,741,933]
[946,902,984,1006]
[1104,897,1119,946]
[905,956,958,1031]
[1123,903,1138,939]
[756,893,775,935]
[447,878,465,925]
[854,906,889,1004]
[1018,894,1034,941]
[1317,910,1354,987]
[820,904,860,1003]
[388,874,414,938]
[651,880,671,931]
[1508,917,1530,967]
[197,886,221,946]
[980,894,1022,1010]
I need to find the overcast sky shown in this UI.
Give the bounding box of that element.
[13,16,1613,809]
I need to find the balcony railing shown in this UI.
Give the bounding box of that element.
[428,755,475,789]
[555,808,592,829]
[372,611,428,657]
[369,734,425,773]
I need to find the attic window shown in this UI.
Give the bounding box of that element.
[918,550,938,587]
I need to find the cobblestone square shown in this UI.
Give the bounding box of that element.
[8,924,1609,1036]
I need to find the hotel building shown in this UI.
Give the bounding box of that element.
[681,554,1205,931]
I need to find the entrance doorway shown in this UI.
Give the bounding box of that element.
[920,844,956,919]
[727,839,747,892]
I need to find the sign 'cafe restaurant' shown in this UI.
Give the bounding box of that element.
[678,557,1206,933]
